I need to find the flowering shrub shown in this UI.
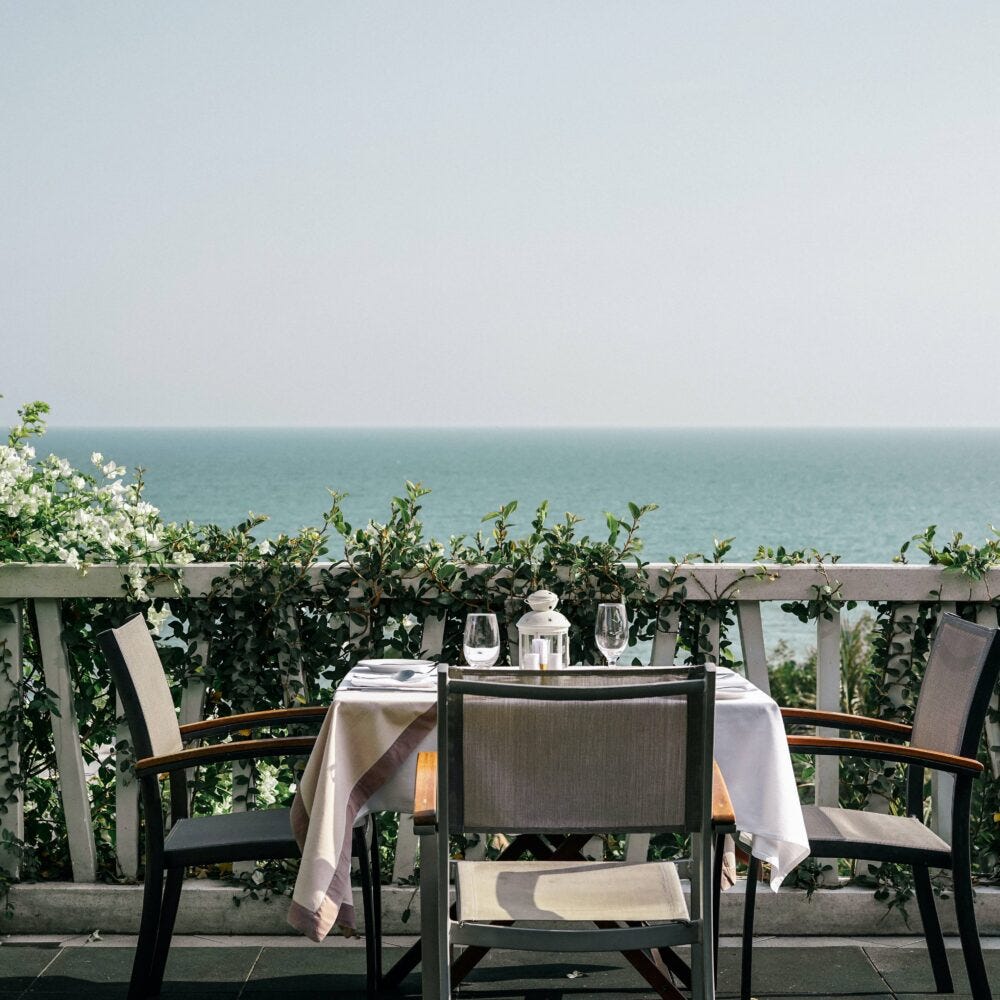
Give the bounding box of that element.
[0,400,194,594]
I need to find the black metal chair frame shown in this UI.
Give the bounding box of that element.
[416,664,720,1000]
[741,613,1000,1000]
[99,614,383,1000]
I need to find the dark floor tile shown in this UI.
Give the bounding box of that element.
[0,946,61,992]
[244,944,386,994]
[161,947,258,994]
[717,945,886,996]
[866,944,1000,994]
[247,995,368,1000]
[895,995,973,999]
[455,948,667,996]
[893,990,972,1000]
[28,996,235,1000]
[28,946,134,995]
[25,995,122,1000]
[30,946,257,997]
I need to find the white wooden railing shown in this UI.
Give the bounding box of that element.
[1,562,999,885]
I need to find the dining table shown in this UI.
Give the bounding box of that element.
[288,662,809,954]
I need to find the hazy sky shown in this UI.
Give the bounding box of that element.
[3,3,999,428]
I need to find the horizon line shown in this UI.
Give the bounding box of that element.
[38,423,1000,432]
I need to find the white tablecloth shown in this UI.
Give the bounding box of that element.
[289,665,808,942]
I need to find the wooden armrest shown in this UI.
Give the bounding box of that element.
[780,707,912,739]
[712,761,736,828]
[413,751,438,828]
[180,706,328,741]
[135,736,316,775]
[786,735,984,775]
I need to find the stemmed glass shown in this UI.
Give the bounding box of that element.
[463,613,501,668]
[595,602,628,666]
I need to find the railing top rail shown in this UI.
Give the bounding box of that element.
[1,562,998,603]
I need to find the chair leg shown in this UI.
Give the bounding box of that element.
[129,866,164,1000]
[417,830,445,1000]
[713,832,725,986]
[954,856,992,999]
[913,863,953,993]
[740,856,759,1000]
[691,935,715,1000]
[355,827,379,1000]
[147,866,184,996]
[369,814,383,986]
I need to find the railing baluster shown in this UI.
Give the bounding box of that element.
[506,620,521,666]
[278,605,306,707]
[0,600,24,877]
[736,601,769,694]
[649,607,678,666]
[32,598,98,882]
[114,690,139,880]
[863,603,920,818]
[705,617,721,662]
[815,610,842,884]
[177,641,209,727]
[178,637,209,818]
[419,611,445,660]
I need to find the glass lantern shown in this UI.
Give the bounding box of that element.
[516,590,570,668]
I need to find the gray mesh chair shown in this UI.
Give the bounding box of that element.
[413,665,719,1000]
[99,613,383,1000]
[741,613,1000,1000]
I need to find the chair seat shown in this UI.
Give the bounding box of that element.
[164,807,300,867]
[455,860,688,923]
[802,806,952,866]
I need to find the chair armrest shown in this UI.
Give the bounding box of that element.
[135,736,316,775]
[179,706,328,741]
[413,751,438,832]
[780,707,912,739]
[786,735,984,775]
[712,761,736,829]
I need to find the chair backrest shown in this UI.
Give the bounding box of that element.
[441,666,715,836]
[910,612,1000,760]
[98,613,183,762]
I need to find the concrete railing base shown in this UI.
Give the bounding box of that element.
[2,882,998,937]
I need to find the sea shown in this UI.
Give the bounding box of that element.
[41,427,1000,656]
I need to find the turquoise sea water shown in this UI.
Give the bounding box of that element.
[41,427,1000,653]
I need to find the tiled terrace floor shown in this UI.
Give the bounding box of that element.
[1,935,998,999]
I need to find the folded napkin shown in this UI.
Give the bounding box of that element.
[343,670,437,691]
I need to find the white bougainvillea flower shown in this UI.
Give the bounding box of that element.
[2,401,198,598]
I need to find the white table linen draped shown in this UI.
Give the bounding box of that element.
[289,665,808,942]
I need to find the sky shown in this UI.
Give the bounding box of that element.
[2,2,999,428]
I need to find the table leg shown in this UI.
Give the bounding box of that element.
[597,921,686,1000]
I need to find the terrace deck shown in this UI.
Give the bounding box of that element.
[1,935,998,999]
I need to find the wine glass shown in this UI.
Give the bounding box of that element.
[595,602,628,666]
[463,613,501,669]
